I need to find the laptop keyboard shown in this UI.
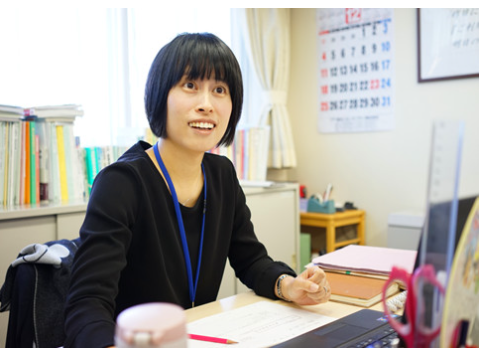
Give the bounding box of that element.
[343,324,399,348]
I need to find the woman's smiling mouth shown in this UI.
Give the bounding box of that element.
[188,121,215,130]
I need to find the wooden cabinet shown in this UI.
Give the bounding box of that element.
[0,183,299,346]
[300,210,365,253]
[0,202,87,281]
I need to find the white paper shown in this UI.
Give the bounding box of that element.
[187,301,336,348]
[312,244,417,275]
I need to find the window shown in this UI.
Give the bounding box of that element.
[229,12,264,128]
[0,8,231,147]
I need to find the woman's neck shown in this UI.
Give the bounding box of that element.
[156,139,204,180]
[152,139,205,207]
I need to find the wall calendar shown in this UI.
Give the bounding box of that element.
[317,9,395,133]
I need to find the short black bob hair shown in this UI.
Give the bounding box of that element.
[145,32,243,147]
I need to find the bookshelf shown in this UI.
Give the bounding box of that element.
[210,125,271,182]
[0,104,87,207]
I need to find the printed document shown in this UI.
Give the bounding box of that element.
[187,301,336,348]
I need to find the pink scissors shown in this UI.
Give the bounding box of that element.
[382,264,445,348]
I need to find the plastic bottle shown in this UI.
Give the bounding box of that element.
[115,302,187,348]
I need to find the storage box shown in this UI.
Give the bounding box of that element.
[307,197,335,214]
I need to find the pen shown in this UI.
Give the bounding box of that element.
[323,183,333,202]
[188,333,238,344]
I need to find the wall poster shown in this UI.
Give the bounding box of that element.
[317,9,395,133]
[418,8,479,82]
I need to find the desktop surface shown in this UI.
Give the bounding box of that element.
[185,291,390,324]
[186,291,400,348]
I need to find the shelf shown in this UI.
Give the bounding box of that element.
[300,210,365,253]
[336,238,363,249]
[0,184,296,221]
[0,200,87,221]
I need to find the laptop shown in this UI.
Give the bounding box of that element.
[273,308,400,348]
[273,196,477,348]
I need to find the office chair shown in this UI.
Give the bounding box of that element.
[0,237,81,348]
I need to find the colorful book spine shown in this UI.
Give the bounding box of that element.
[67,124,83,200]
[0,122,5,206]
[35,135,40,204]
[48,122,60,202]
[11,122,21,206]
[84,147,94,193]
[93,147,100,176]
[19,121,26,205]
[75,147,86,199]
[235,129,244,180]
[3,122,9,207]
[56,124,69,201]
[25,121,31,204]
[63,124,75,201]
[29,120,37,204]
[37,121,49,202]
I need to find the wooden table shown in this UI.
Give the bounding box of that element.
[300,209,365,253]
[184,290,405,348]
[185,290,380,324]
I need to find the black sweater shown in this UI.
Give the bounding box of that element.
[64,141,296,347]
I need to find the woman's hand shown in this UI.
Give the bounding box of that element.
[279,266,331,305]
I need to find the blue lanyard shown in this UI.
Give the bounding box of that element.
[153,144,206,308]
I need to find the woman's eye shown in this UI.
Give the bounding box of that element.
[184,82,195,89]
[215,86,227,94]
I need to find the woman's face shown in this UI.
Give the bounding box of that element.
[165,75,232,153]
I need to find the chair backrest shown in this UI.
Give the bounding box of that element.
[0,238,81,348]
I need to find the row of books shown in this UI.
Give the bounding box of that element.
[210,126,270,182]
[0,104,133,207]
[1,101,272,207]
[0,119,87,207]
[1,104,86,207]
[1,121,269,207]
[145,125,271,182]
[83,146,128,191]
[0,121,129,207]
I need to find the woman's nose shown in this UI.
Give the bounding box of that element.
[196,90,214,113]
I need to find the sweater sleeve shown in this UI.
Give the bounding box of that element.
[64,164,140,347]
[226,163,297,300]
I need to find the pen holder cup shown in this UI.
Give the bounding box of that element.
[307,197,335,214]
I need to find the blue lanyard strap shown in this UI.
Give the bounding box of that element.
[153,144,206,307]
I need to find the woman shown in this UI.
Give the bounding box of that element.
[64,32,330,348]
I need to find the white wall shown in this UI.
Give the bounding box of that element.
[286,9,479,247]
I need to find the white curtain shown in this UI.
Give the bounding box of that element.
[237,8,297,169]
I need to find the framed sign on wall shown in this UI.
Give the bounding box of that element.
[417,8,479,82]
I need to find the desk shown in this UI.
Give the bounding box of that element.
[300,210,365,253]
[185,290,385,324]
[185,291,401,347]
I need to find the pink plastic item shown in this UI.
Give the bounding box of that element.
[115,302,187,348]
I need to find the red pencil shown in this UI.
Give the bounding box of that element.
[188,333,238,344]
